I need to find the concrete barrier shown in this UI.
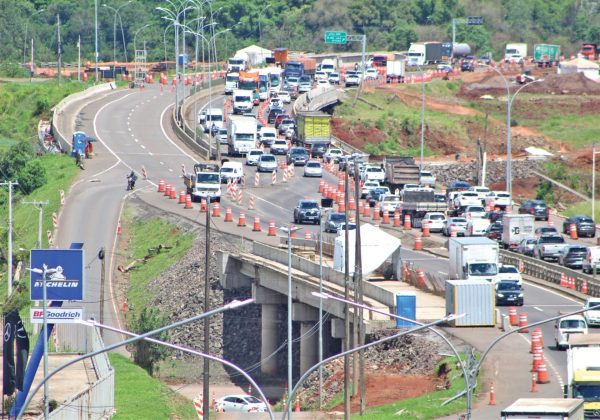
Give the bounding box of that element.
[52,83,116,152]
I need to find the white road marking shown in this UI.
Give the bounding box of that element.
[168,168,173,172]
[160,161,164,165]
[134,138,138,142]
[438,271,447,275]
[533,306,544,312]
[524,281,583,304]
[128,127,131,131]
[148,152,153,156]
[140,145,146,149]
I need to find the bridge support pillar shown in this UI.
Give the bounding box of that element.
[300,321,318,375]
[260,304,280,376]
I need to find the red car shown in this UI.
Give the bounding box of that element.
[274,114,291,128]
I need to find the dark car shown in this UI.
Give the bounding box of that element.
[558,245,588,269]
[324,212,346,233]
[563,215,596,238]
[447,181,472,196]
[518,200,549,221]
[286,147,309,166]
[485,210,505,224]
[274,113,291,128]
[278,119,296,134]
[310,143,329,158]
[294,200,321,224]
[495,281,524,306]
[366,187,389,207]
[485,222,503,242]
[267,108,285,124]
[460,56,475,72]
[434,193,446,203]
[535,226,558,237]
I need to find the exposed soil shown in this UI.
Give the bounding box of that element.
[330,374,443,412]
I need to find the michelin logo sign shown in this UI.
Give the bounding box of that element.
[30,249,84,301]
[30,308,83,324]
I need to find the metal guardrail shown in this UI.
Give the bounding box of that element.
[499,249,600,297]
[39,327,115,420]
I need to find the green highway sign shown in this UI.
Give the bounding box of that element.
[325,31,347,44]
[467,16,484,25]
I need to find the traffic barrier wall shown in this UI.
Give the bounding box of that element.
[52,83,116,152]
[253,242,396,309]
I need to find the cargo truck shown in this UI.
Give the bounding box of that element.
[284,57,317,78]
[273,48,288,65]
[580,43,597,61]
[400,189,447,228]
[385,60,405,82]
[407,42,446,66]
[295,111,331,146]
[501,214,535,250]
[534,44,560,67]
[224,72,239,94]
[238,71,260,104]
[227,115,257,157]
[566,346,600,417]
[183,163,221,202]
[448,237,500,283]
[501,398,584,420]
[505,43,528,63]
[228,53,249,72]
[383,156,420,192]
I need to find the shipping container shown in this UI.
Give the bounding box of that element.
[445,280,495,327]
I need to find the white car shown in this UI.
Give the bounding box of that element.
[361,181,380,198]
[469,186,491,202]
[217,128,228,144]
[303,161,323,177]
[555,315,588,350]
[362,166,385,183]
[245,149,263,166]
[316,79,331,87]
[485,191,511,208]
[584,298,600,327]
[315,71,328,81]
[464,205,486,220]
[259,127,278,146]
[419,170,436,186]
[257,154,278,172]
[466,217,490,237]
[278,90,291,104]
[497,264,523,287]
[364,68,379,80]
[421,212,445,233]
[324,148,344,163]
[379,194,401,215]
[328,72,340,84]
[270,139,288,155]
[215,395,268,413]
[268,98,283,112]
[454,192,481,208]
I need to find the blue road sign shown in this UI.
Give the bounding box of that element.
[30,249,84,301]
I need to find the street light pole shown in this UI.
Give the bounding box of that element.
[258,4,271,46]
[592,144,600,221]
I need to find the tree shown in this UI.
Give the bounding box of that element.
[129,307,170,375]
[17,160,46,195]
[0,142,34,180]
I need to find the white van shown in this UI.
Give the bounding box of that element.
[220,161,244,184]
[555,314,588,350]
[583,297,600,327]
[232,89,254,114]
[201,108,224,133]
[583,246,600,274]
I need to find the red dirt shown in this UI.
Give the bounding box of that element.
[330,374,443,412]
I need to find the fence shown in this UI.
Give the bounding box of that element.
[38,326,115,420]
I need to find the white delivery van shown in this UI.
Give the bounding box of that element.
[555,314,588,350]
[201,108,224,133]
[583,246,600,274]
[220,161,244,184]
[232,89,254,115]
[227,115,257,157]
[224,72,239,94]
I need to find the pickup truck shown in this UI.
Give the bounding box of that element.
[183,163,221,202]
[534,234,567,261]
[379,194,401,216]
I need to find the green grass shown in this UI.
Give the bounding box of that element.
[350,358,469,420]
[530,114,600,149]
[403,79,463,97]
[124,213,194,311]
[110,353,197,420]
[563,200,596,219]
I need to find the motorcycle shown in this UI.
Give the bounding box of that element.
[126,173,137,190]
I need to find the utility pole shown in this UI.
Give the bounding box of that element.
[99,248,106,333]
[57,14,62,85]
[78,35,81,82]
[203,206,211,420]
[353,159,365,415]
[21,200,48,249]
[343,169,351,420]
[30,38,34,82]
[1,181,18,297]
[95,0,99,82]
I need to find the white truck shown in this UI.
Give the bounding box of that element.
[505,43,528,63]
[318,58,336,75]
[232,89,254,115]
[200,108,224,133]
[501,398,584,420]
[566,346,600,417]
[448,237,499,283]
[501,214,535,251]
[227,53,248,72]
[183,163,221,202]
[385,60,405,82]
[227,115,257,157]
[224,72,239,94]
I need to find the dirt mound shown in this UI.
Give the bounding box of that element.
[460,72,600,98]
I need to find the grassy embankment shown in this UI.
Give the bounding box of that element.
[110,353,197,419]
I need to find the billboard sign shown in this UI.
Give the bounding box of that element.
[30,249,84,301]
[30,308,83,324]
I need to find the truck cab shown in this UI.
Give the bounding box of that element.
[183,163,221,202]
[224,72,239,94]
[557,315,588,350]
[232,89,254,115]
[201,108,224,133]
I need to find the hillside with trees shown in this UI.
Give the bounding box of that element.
[3,0,600,69]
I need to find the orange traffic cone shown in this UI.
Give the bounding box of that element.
[184,194,193,209]
[570,223,578,239]
[537,363,550,384]
[212,203,220,217]
[178,190,186,204]
[224,206,233,222]
[509,307,518,326]
[267,220,276,236]
[294,395,300,412]
[519,312,529,333]
[488,383,496,405]
[403,214,412,230]
[414,234,422,251]
[422,220,430,237]
[200,198,207,213]
[253,217,262,232]
[238,212,246,227]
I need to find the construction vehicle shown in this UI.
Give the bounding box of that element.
[580,43,597,61]
[565,345,600,417]
[183,163,221,202]
[383,156,420,192]
[533,44,560,67]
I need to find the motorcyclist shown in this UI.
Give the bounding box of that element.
[75,150,85,169]
[126,170,137,190]
[211,122,218,137]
